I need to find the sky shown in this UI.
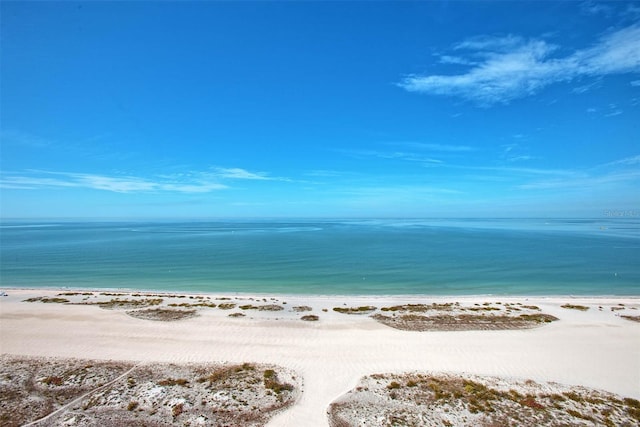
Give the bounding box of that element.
[1,1,639,219]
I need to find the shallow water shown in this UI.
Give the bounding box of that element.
[1,218,638,295]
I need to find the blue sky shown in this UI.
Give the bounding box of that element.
[1,1,638,218]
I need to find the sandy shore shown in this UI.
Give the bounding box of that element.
[1,288,639,426]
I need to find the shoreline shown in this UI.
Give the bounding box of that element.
[3,285,639,301]
[1,287,639,426]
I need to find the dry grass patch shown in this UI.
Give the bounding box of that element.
[621,315,640,323]
[158,378,190,387]
[23,296,70,304]
[0,356,300,427]
[381,303,457,312]
[58,292,94,296]
[168,302,216,308]
[372,302,556,332]
[126,308,198,321]
[372,313,557,331]
[301,315,319,321]
[561,304,590,311]
[333,306,377,314]
[0,355,133,427]
[239,304,284,311]
[89,298,163,310]
[328,372,639,427]
[263,369,295,396]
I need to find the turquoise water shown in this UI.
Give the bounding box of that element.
[1,218,638,295]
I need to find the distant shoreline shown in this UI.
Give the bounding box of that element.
[2,285,640,300]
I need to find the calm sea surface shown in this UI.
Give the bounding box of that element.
[1,219,638,295]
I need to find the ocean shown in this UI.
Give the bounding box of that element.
[1,218,638,295]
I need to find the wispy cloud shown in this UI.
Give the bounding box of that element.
[572,79,601,94]
[304,170,350,178]
[0,167,289,194]
[0,175,81,190]
[399,24,640,105]
[518,154,640,190]
[459,165,578,177]
[0,171,227,193]
[335,185,465,208]
[580,1,614,17]
[343,149,444,164]
[507,155,538,162]
[438,55,475,66]
[453,34,525,52]
[626,4,640,18]
[340,143,475,168]
[212,167,278,181]
[519,170,640,190]
[500,143,538,163]
[388,142,475,152]
[600,154,640,167]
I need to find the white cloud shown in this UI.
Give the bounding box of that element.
[572,80,601,94]
[211,167,291,182]
[453,34,525,52]
[392,142,475,152]
[336,185,465,207]
[399,24,640,105]
[518,170,640,190]
[463,165,579,177]
[626,4,640,17]
[601,154,640,167]
[0,166,293,194]
[213,167,271,180]
[383,152,443,163]
[0,170,229,194]
[304,170,348,178]
[500,143,537,162]
[0,175,80,190]
[580,1,613,17]
[507,155,537,162]
[438,55,475,65]
[574,25,640,74]
[518,154,640,190]
[75,174,159,193]
[345,149,443,164]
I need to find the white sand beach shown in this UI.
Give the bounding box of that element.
[1,289,639,426]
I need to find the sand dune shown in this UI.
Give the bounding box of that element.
[1,289,638,426]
